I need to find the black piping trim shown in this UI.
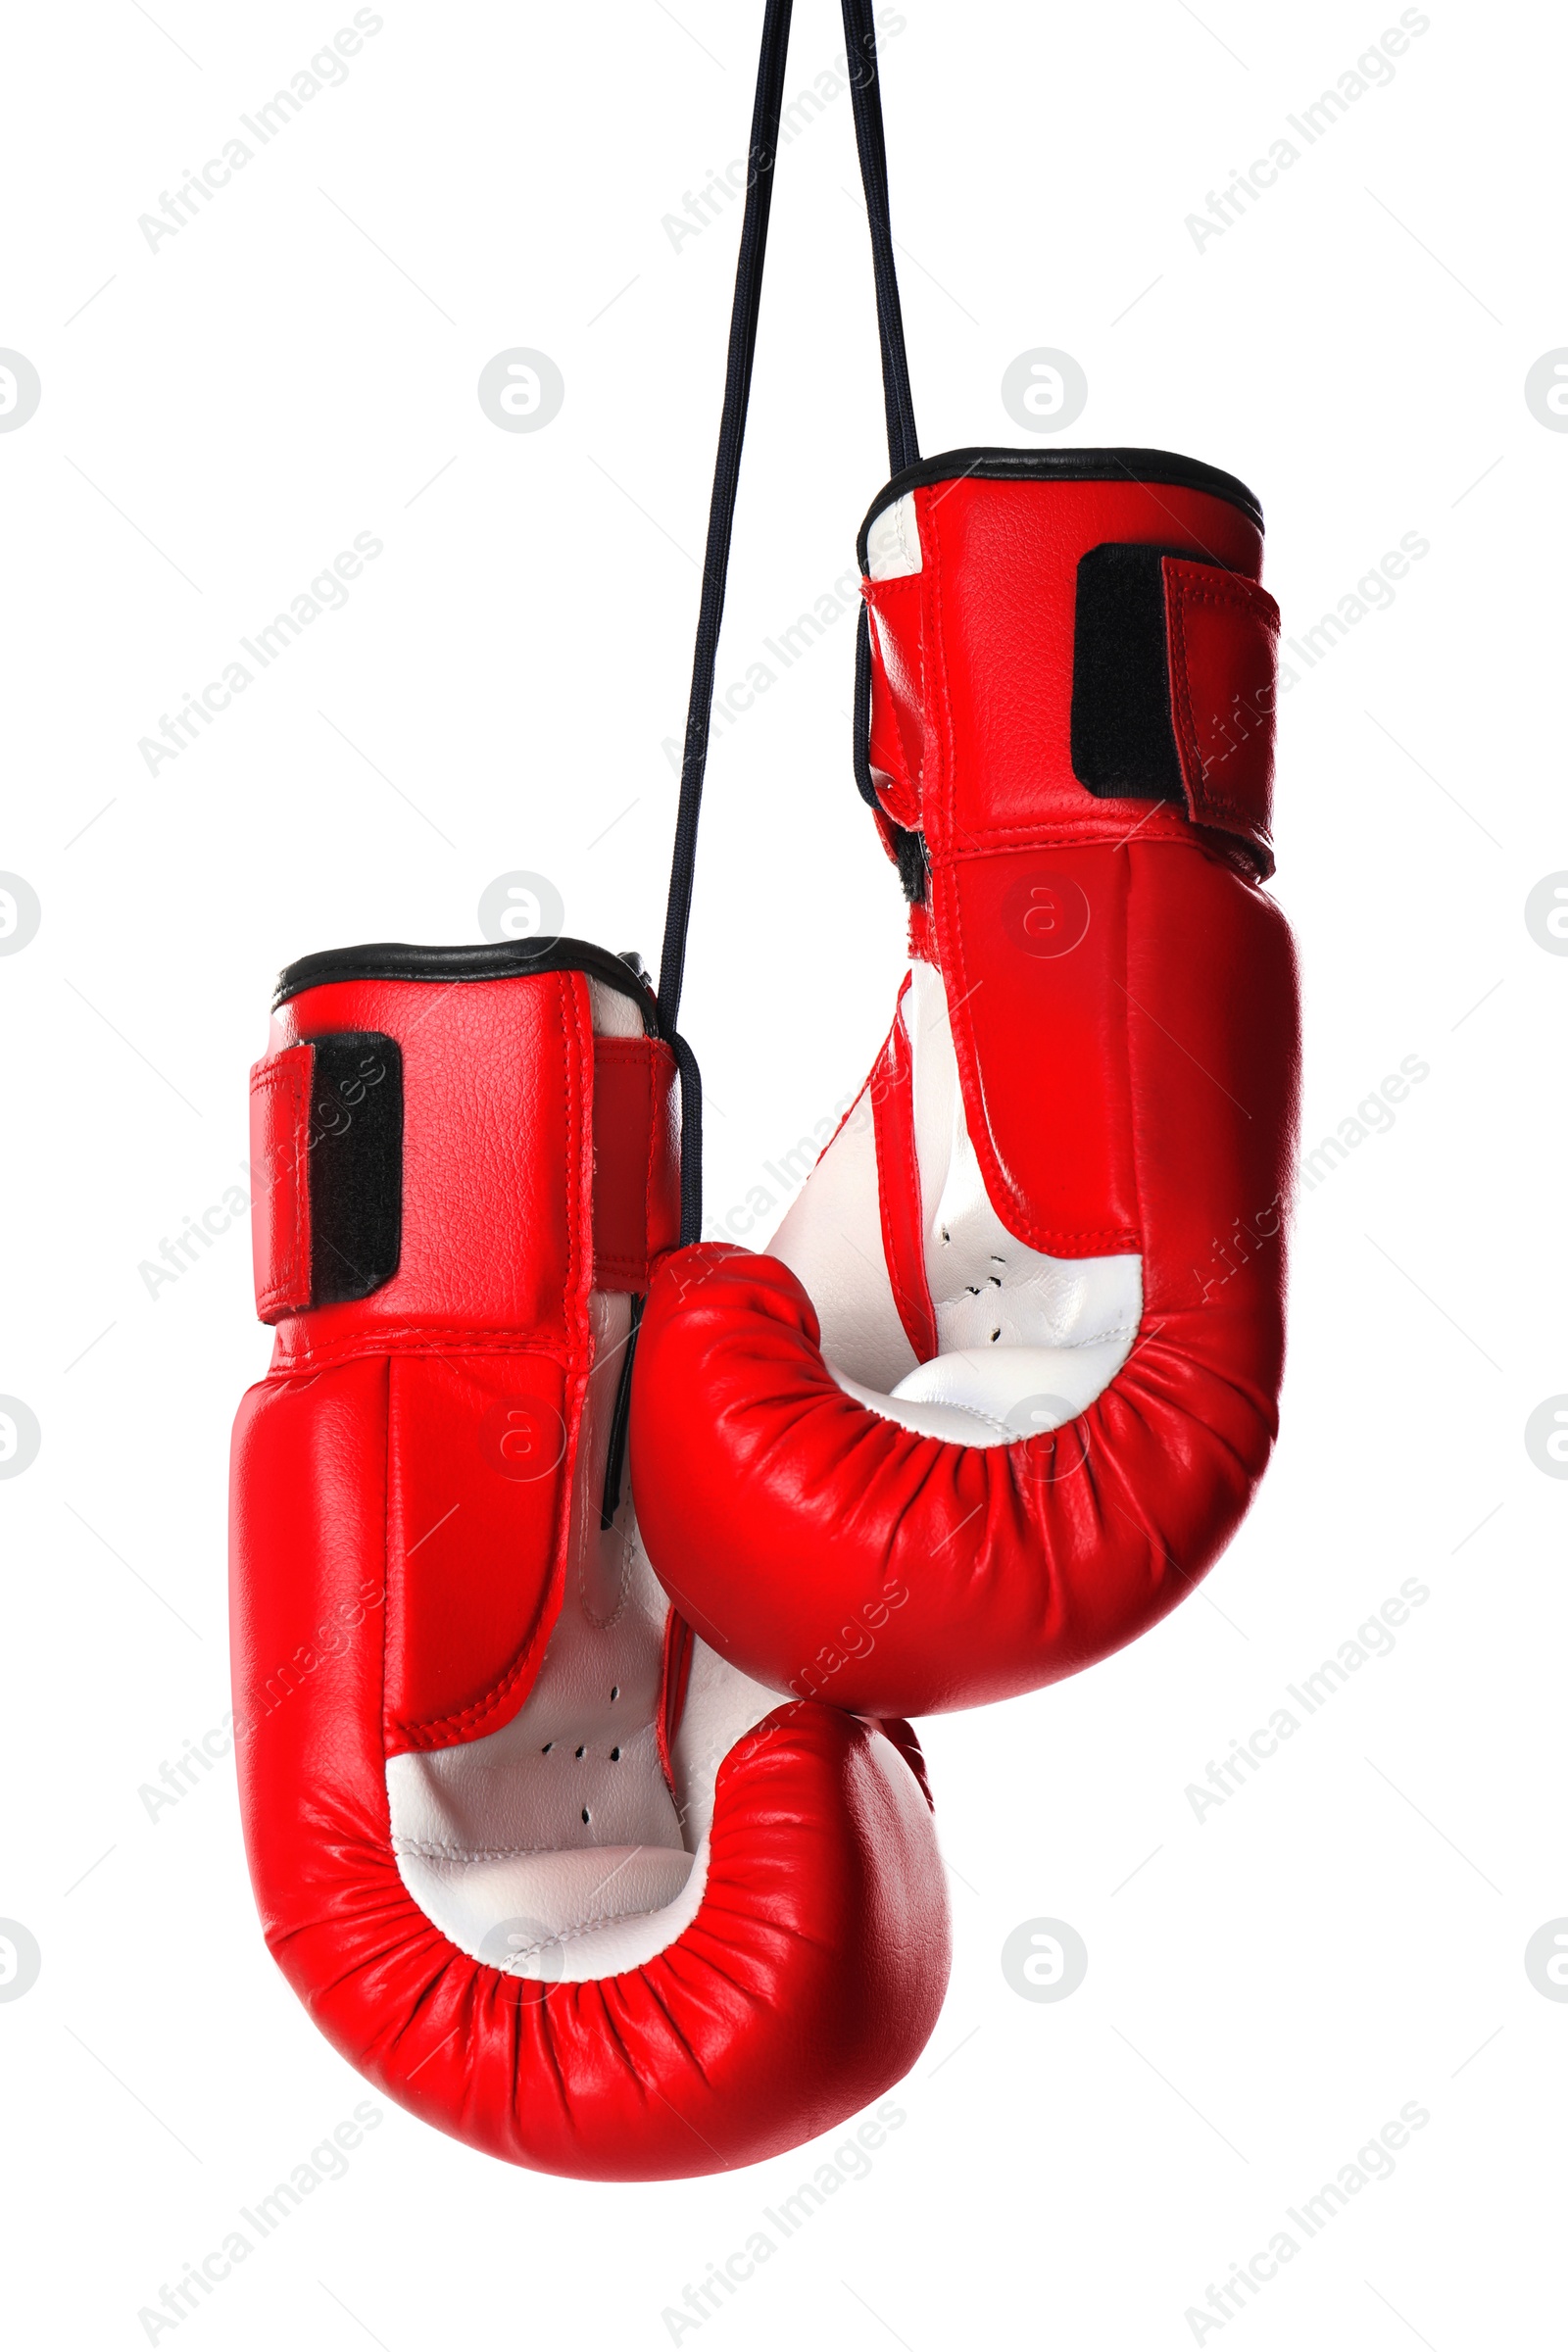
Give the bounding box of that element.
[857,446,1264,569]
[273,937,662,1034]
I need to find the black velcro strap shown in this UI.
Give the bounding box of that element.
[307,1032,403,1304]
[1069,542,1198,803]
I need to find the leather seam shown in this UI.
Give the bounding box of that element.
[493,1901,683,1958]
[933,812,1201,852]
[870,984,940,1366]
[390,1834,673,1865]
[269,1330,574,1375]
[595,1256,649,1289]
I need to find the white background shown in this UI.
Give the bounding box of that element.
[2,0,1562,2344]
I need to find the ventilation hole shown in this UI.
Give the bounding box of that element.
[574,1744,586,1759]
[610,1746,621,1762]
[940,1227,951,1244]
[990,1329,1002,1343]
[581,1807,590,1825]
[989,1274,1004,1289]
[541,1741,554,1753]
[610,1685,619,1701]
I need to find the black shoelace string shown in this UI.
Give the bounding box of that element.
[655,0,918,1247]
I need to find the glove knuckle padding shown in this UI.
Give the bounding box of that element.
[633,460,1300,1717]
[230,951,950,2178]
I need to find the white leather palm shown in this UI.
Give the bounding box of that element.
[771,959,1143,1445]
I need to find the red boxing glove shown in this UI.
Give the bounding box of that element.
[633,452,1300,1717]
[230,939,950,2180]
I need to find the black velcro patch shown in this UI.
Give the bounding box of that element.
[306,1032,403,1304]
[1070,542,1190,803]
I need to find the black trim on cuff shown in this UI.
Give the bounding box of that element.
[273,937,662,1035]
[856,446,1264,570]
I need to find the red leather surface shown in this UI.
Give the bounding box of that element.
[263,972,592,1368]
[633,1173,1288,1719]
[383,1351,570,1752]
[249,1043,314,1322]
[630,466,1298,1716]
[939,842,1140,1257]
[230,1358,949,2178]
[1163,555,1279,869]
[251,966,595,1754]
[864,572,924,828]
[869,981,939,1364]
[863,476,1261,854]
[863,472,1280,1261]
[591,1035,681,1291]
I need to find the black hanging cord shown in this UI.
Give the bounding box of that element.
[841,0,920,475]
[667,1030,704,1252]
[656,0,797,1067]
[599,1294,644,1532]
[655,0,919,1249]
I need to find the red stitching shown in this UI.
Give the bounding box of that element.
[270,1326,573,1373]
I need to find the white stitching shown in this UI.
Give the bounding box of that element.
[497,1902,679,1962]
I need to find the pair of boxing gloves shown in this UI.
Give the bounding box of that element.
[230,452,1299,2179]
